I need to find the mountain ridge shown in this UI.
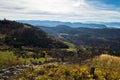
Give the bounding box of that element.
[17,20,120,28]
[17,20,108,28]
[0,20,68,49]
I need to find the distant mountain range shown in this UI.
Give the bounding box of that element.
[17,20,120,28]
[103,22,120,28]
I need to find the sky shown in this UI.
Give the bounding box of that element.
[0,0,120,22]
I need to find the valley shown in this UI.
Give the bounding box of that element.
[39,25,120,51]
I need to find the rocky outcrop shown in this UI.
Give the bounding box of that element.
[0,65,31,80]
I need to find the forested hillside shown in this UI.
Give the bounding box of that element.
[39,25,120,50]
[0,20,68,49]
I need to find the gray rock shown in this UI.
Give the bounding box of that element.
[16,65,20,69]
[4,70,10,74]
[7,67,16,71]
[2,76,9,80]
[23,65,30,68]
[1,69,7,72]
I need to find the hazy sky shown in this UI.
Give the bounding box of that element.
[0,0,120,22]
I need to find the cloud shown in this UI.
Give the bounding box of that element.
[0,0,120,22]
[0,6,24,10]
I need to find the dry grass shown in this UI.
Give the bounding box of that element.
[96,54,120,67]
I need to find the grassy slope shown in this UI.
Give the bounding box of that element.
[17,54,120,80]
[63,41,76,51]
[0,51,45,69]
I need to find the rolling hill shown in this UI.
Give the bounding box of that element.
[38,25,120,50]
[0,20,68,49]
